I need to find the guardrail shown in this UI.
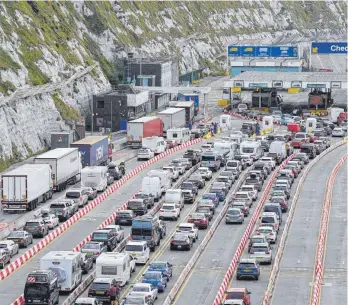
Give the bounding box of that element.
[212,154,294,305]
[162,165,254,305]
[261,140,347,305]
[8,138,203,304]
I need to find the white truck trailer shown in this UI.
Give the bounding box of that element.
[157,108,186,136]
[1,164,53,212]
[34,148,81,192]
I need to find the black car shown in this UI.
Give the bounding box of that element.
[134,193,155,209]
[107,162,122,180]
[183,150,200,165]
[91,229,117,251]
[182,190,195,204]
[293,153,309,164]
[115,210,134,225]
[170,233,192,250]
[260,140,270,152]
[195,206,213,220]
[191,129,204,138]
[127,199,148,216]
[81,253,93,274]
[244,176,263,191]
[181,181,198,195]
[300,143,317,159]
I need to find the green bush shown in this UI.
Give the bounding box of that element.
[52,93,82,122]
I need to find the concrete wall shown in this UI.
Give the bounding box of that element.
[231,66,302,77]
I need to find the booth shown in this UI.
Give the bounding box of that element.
[220,114,232,131]
[305,118,317,134]
[262,116,274,134]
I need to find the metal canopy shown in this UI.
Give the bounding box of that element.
[134,86,211,94]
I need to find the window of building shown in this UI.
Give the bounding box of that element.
[97,101,104,109]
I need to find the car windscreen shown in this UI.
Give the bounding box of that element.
[258,228,272,234]
[178,226,193,232]
[65,192,80,198]
[144,272,161,280]
[24,285,49,298]
[8,231,24,238]
[125,245,143,252]
[150,263,166,270]
[202,194,216,200]
[251,237,266,243]
[226,161,238,167]
[235,194,248,199]
[295,134,305,139]
[242,147,254,153]
[162,205,175,210]
[264,206,279,214]
[132,286,150,292]
[181,183,193,189]
[246,179,258,184]
[25,222,39,227]
[50,203,65,209]
[226,292,244,299]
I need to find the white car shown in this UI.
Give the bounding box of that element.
[137,148,155,161]
[41,213,59,229]
[233,192,253,207]
[240,155,254,167]
[240,185,258,201]
[170,159,186,175]
[249,242,272,264]
[260,157,276,170]
[74,297,101,305]
[103,225,125,242]
[255,226,278,243]
[197,167,213,180]
[159,203,180,220]
[176,223,199,242]
[128,283,158,304]
[162,166,179,181]
[332,127,345,137]
[125,240,150,264]
[0,240,19,257]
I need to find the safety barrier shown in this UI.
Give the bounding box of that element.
[260,140,347,305]
[8,138,203,304]
[212,154,294,305]
[162,166,254,305]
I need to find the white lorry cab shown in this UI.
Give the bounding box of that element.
[40,251,82,292]
[141,176,162,201]
[96,253,134,286]
[262,116,274,133]
[306,118,317,134]
[147,170,172,194]
[166,128,190,145]
[328,107,344,124]
[220,115,232,131]
[240,141,263,160]
[81,166,108,192]
[142,136,166,155]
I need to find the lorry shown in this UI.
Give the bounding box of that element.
[40,251,82,292]
[1,164,53,212]
[81,166,108,192]
[127,117,163,148]
[307,89,333,115]
[50,131,74,149]
[328,107,345,124]
[131,215,161,251]
[178,93,199,115]
[34,148,82,192]
[251,88,282,110]
[70,136,109,168]
[172,101,195,126]
[157,108,186,136]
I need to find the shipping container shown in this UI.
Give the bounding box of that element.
[171,101,195,125]
[157,108,186,135]
[127,117,163,148]
[71,136,109,167]
[50,131,74,149]
[34,148,82,192]
[1,164,53,211]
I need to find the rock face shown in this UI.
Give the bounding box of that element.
[0,1,346,166]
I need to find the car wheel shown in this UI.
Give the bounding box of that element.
[255,275,259,280]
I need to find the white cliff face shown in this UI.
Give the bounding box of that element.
[0,0,346,164]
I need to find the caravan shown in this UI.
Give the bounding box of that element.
[40,251,82,292]
[142,137,166,155]
[96,253,135,286]
[166,128,190,145]
[240,141,263,160]
[81,166,108,192]
[220,115,232,131]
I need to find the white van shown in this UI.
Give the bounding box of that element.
[306,118,317,134]
[142,136,166,155]
[81,166,108,192]
[96,253,133,286]
[147,170,172,194]
[141,176,161,201]
[213,141,237,159]
[220,114,232,131]
[40,251,82,292]
[240,141,263,160]
[166,128,191,145]
[165,189,184,209]
[124,241,150,264]
[269,141,287,160]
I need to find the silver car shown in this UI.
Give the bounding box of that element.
[249,242,272,264]
[225,208,244,224]
[66,188,89,208]
[80,241,107,261]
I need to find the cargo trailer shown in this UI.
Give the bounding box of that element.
[127,117,163,148]
[171,101,195,126]
[157,108,186,137]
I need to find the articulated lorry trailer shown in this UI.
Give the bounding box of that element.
[34,148,82,192]
[1,164,53,211]
[157,108,186,137]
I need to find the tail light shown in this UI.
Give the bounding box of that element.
[88,289,94,294]
[96,251,100,255]
[171,241,176,245]
[256,232,260,235]
[250,250,254,254]
[160,209,164,212]
[171,210,177,213]
[200,220,206,224]
[269,233,274,236]
[265,251,270,254]
[183,242,189,245]
[146,295,152,299]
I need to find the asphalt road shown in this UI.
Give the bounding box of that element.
[269,144,347,305]
[320,162,347,305]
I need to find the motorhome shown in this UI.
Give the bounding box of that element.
[40,251,82,292]
[213,141,237,159]
[96,253,133,286]
[142,137,166,155]
[240,141,263,160]
[81,166,108,192]
[166,128,190,145]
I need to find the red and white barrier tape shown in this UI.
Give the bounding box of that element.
[9,138,202,305]
[212,155,294,305]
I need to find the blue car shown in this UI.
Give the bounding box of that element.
[142,271,167,292]
[209,188,225,202]
[148,261,173,280]
[202,193,219,207]
[236,258,260,280]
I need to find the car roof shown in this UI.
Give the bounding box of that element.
[262,212,278,217]
[127,240,147,246]
[179,223,194,227]
[240,258,257,264]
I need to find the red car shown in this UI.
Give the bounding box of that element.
[291,132,310,148]
[223,288,251,305]
[187,213,209,229]
[337,112,348,125]
[270,196,288,212]
[283,164,298,178]
[309,133,319,143]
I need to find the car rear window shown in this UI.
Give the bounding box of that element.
[66,192,80,198]
[251,246,268,252]
[261,216,275,223]
[178,226,192,231]
[251,237,266,243]
[239,263,255,268]
[25,222,39,227]
[125,245,143,252]
[90,282,110,290]
[92,232,108,240]
[82,243,100,249]
[50,203,65,208]
[128,201,143,208]
[162,205,175,210]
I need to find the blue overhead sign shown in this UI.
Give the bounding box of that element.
[311,42,348,54]
[228,45,298,57]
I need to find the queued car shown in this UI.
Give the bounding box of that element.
[7,230,33,248]
[128,283,158,304]
[115,210,135,226]
[134,193,155,209]
[225,207,244,224]
[41,213,59,229]
[202,193,219,207]
[137,148,155,161]
[223,288,252,305]
[187,213,209,229]
[176,223,199,242]
[195,206,213,221]
[170,233,193,251]
[148,261,173,280]
[255,226,278,244]
[170,159,186,175]
[142,271,168,292]
[23,219,48,238]
[188,174,205,189]
[231,202,250,217]
[0,240,19,257]
[182,190,195,204]
[81,186,98,200]
[80,241,107,261]
[313,140,326,154]
[103,225,125,243]
[291,132,310,148]
[88,278,119,303]
[237,258,260,281]
[332,127,345,137]
[80,253,94,274]
[159,203,180,221]
[270,196,288,212]
[91,229,117,251]
[197,167,213,180]
[240,185,258,201]
[0,249,11,269]
[197,199,216,214]
[248,234,269,253]
[249,242,273,264]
